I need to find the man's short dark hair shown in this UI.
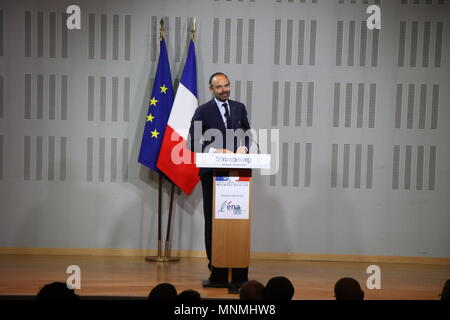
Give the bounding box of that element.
[209,72,229,86]
[148,283,177,300]
[263,276,295,300]
[37,282,80,300]
[334,277,364,300]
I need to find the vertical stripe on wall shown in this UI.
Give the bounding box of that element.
[0,75,3,119]
[293,143,300,187]
[416,145,424,190]
[88,76,95,121]
[336,21,343,66]
[309,20,317,65]
[49,12,56,58]
[48,136,55,181]
[0,10,3,56]
[305,143,312,187]
[37,12,44,57]
[236,18,243,64]
[283,82,290,126]
[61,12,68,58]
[430,84,439,129]
[87,137,93,182]
[366,144,373,189]
[89,14,95,59]
[0,135,3,180]
[422,21,431,67]
[395,84,402,128]
[274,19,281,65]
[354,144,362,188]
[25,11,31,57]
[371,29,379,67]
[213,18,219,63]
[407,84,414,129]
[25,74,31,119]
[151,16,157,61]
[285,20,293,65]
[410,21,418,67]
[246,81,253,120]
[272,82,279,126]
[281,143,288,187]
[331,144,338,188]
[112,15,119,60]
[333,83,340,127]
[247,19,255,64]
[404,145,412,190]
[122,138,129,182]
[99,137,105,182]
[428,146,436,191]
[297,20,305,65]
[124,77,130,122]
[124,15,131,60]
[347,21,355,66]
[100,14,107,60]
[60,137,67,181]
[61,75,68,120]
[37,75,44,119]
[100,77,106,121]
[360,21,367,66]
[24,136,31,180]
[110,138,117,182]
[392,145,400,189]
[295,82,302,126]
[306,82,314,127]
[344,83,352,128]
[112,77,119,121]
[368,84,376,128]
[434,22,442,67]
[356,84,364,128]
[36,136,43,181]
[49,75,56,120]
[398,21,406,67]
[224,19,231,64]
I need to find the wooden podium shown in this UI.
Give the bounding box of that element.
[196,153,271,288]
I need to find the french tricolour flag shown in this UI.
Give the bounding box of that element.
[157,40,200,195]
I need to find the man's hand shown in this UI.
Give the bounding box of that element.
[236,146,248,154]
[214,149,233,154]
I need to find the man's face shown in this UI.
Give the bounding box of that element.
[209,74,230,102]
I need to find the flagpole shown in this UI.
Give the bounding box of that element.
[145,18,172,263]
[161,18,198,262]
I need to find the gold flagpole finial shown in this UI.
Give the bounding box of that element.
[159,18,164,41]
[191,17,196,41]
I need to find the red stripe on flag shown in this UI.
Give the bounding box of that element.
[157,126,200,195]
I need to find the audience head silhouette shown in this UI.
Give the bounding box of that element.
[239,280,265,300]
[334,277,364,300]
[440,279,450,300]
[263,276,295,300]
[177,289,201,300]
[37,282,80,300]
[148,283,177,300]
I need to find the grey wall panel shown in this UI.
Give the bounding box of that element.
[0,0,449,259]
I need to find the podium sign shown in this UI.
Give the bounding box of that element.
[215,177,250,220]
[196,153,271,169]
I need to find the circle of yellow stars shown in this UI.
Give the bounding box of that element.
[146,84,169,138]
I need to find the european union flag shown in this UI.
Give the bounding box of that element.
[138,39,174,171]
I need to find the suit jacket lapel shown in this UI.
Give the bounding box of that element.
[210,99,226,131]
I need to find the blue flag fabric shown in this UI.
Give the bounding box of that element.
[138,39,174,171]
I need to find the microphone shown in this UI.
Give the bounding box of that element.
[237,120,260,154]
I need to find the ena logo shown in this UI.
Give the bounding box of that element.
[218,201,242,215]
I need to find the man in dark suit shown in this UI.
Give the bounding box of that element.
[187,72,251,288]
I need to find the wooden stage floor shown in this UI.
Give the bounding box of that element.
[0,254,449,300]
